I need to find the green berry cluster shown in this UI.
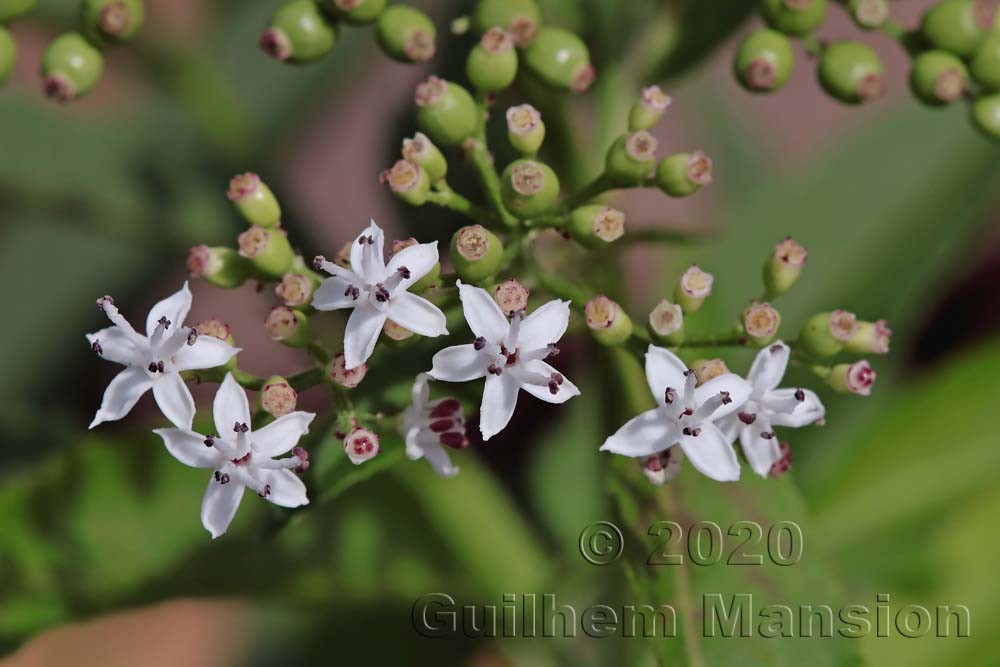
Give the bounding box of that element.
[734,0,1000,139]
[0,0,37,88]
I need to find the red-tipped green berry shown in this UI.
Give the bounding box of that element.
[763,237,807,298]
[655,151,712,197]
[83,0,144,44]
[261,0,337,64]
[328,0,386,25]
[414,76,478,147]
[848,0,889,30]
[760,0,828,36]
[674,265,714,313]
[471,0,541,47]
[799,310,859,357]
[606,131,658,185]
[500,159,559,218]
[187,245,253,289]
[265,306,311,347]
[920,0,988,58]
[844,319,891,354]
[506,104,545,154]
[734,29,795,93]
[380,159,430,206]
[376,4,436,62]
[826,360,876,396]
[743,302,781,346]
[910,51,968,106]
[228,173,282,227]
[467,28,518,92]
[41,33,104,102]
[971,32,1000,92]
[585,295,633,346]
[237,225,295,278]
[401,132,447,182]
[568,205,625,248]
[451,225,503,282]
[818,41,885,104]
[628,85,672,131]
[971,92,1000,138]
[523,27,594,93]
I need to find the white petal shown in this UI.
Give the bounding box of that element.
[256,468,309,508]
[678,422,741,482]
[343,304,386,369]
[416,436,459,477]
[717,414,741,443]
[429,344,488,382]
[89,366,153,428]
[738,420,782,478]
[747,341,790,394]
[201,475,245,539]
[767,388,825,428]
[411,373,430,408]
[694,373,752,421]
[405,425,424,459]
[457,280,509,343]
[86,327,140,366]
[480,372,521,441]
[172,336,239,372]
[645,346,689,405]
[599,408,674,458]
[312,276,359,311]
[154,428,223,468]
[385,241,439,290]
[515,361,580,404]
[387,292,448,337]
[213,372,251,436]
[252,411,315,458]
[146,282,193,338]
[152,372,196,430]
[350,219,386,282]
[518,299,571,351]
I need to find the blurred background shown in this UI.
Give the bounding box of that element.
[1,0,999,665]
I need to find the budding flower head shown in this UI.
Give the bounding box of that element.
[585,295,633,346]
[568,205,625,248]
[763,236,808,298]
[648,300,685,344]
[260,0,338,64]
[275,273,314,307]
[628,84,672,131]
[494,279,530,315]
[522,26,594,93]
[734,29,795,93]
[344,426,380,465]
[467,28,518,93]
[186,245,251,289]
[505,104,546,155]
[674,265,714,313]
[605,131,657,185]
[826,360,877,396]
[770,441,792,477]
[261,377,297,418]
[693,358,730,385]
[451,225,503,282]
[401,132,447,182]
[265,306,310,347]
[329,352,367,387]
[500,159,560,218]
[414,77,478,147]
[376,4,436,62]
[845,319,891,354]
[227,173,281,228]
[642,448,684,486]
[237,225,294,278]
[380,159,430,206]
[743,302,781,346]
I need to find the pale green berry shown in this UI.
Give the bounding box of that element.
[522,27,594,93]
[328,0,386,25]
[265,306,311,348]
[187,245,253,289]
[505,104,545,154]
[83,0,144,44]
[585,295,633,346]
[910,50,969,106]
[920,0,988,58]
[381,159,430,206]
[500,159,559,218]
[605,131,658,185]
[818,41,885,104]
[451,225,503,282]
[414,76,478,147]
[567,205,625,248]
[655,151,712,197]
[260,0,338,64]
[970,92,1000,138]
[799,310,859,357]
[760,0,828,36]
[376,4,436,62]
[228,173,282,227]
[466,27,518,92]
[970,32,1000,92]
[734,29,795,93]
[260,376,298,417]
[41,33,104,102]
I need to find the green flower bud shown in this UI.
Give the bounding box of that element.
[380,159,430,206]
[328,0,386,25]
[260,376,298,417]
[799,310,859,357]
[655,151,712,197]
[0,0,36,23]
[260,0,337,64]
[818,41,885,104]
[237,225,295,279]
[763,237,808,298]
[376,4,436,62]
[760,0,828,36]
[742,302,781,347]
[265,306,311,347]
[187,245,252,288]
[910,50,969,106]
[83,0,144,44]
[970,92,1000,138]
[275,272,318,307]
[329,352,368,387]
[196,319,238,370]
[41,33,104,102]
[227,172,282,227]
[825,360,876,396]
[971,32,1000,92]
[920,0,988,58]
[523,27,595,93]
[674,265,714,313]
[567,205,625,248]
[466,27,518,92]
[844,319,891,354]
[692,358,730,385]
[493,278,529,315]
[414,76,478,147]
[506,104,545,155]
[848,0,889,30]
[648,300,685,345]
[499,158,560,218]
[628,85,672,131]
[471,0,541,47]
[0,28,16,86]
[391,238,440,292]
[401,131,447,182]
[605,131,658,185]
[585,295,633,346]
[451,225,503,282]
[734,29,795,93]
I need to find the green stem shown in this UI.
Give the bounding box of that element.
[427,182,496,225]
[470,99,519,228]
[558,173,616,213]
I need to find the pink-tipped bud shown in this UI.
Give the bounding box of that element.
[506,104,542,136]
[642,85,672,112]
[829,309,860,342]
[693,358,730,385]
[769,441,792,477]
[494,279,530,315]
[187,245,218,277]
[481,26,514,53]
[585,295,633,346]
[261,380,297,418]
[329,352,367,388]
[827,360,877,396]
[275,273,313,307]
[845,319,892,355]
[259,28,292,61]
[414,75,447,107]
[743,302,781,346]
[687,151,713,186]
[381,159,429,206]
[674,265,714,313]
[237,226,271,259]
[227,172,260,201]
[42,75,75,104]
[196,319,231,341]
[344,427,380,465]
[648,300,685,343]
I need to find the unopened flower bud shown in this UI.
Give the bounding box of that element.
[237,225,294,278]
[227,173,281,228]
[0,28,16,86]
[260,0,338,64]
[471,0,541,47]
[743,302,781,346]
[921,0,989,58]
[414,76,478,147]
[642,448,683,486]
[196,319,238,369]
[760,0,827,36]
[377,4,436,62]
[383,319,416,343]
[674,265,714,313]
[329,0,386,25]
[0,0,36,23]
[265,306,310,347]
[523,27,594,93]
[605,131,658,185]
[734,29,795,93]
[83,0,143,43]
[585,295,633,346]
[41,33,104,102]
[500,158,560,218]
[344,426,380,464]
[763,237,807,298]
[467,28,518,92]
[380,159,430,206]
[800,310,859,357]
[390,237,440,292]
[648,300,685,345]
[826,360,876,396]
[275,272,316,307]
[971,33,1000,92]
[505,104,545,155]
[971,92,1000,139]
[844,319,891,354]
[628,85,672,131]
[849,0,889,29]
[655,151,712,198]
[769,441,792,477]
[329,352,367,386]
[187,245,252,288]
[568,205,625,248]
[819,41,885,105]
[494,279,530,315]
[401,132,447,182]
[260,376,297,418]
[451,225,503,282]
[910,50,969,106]
[693,358,730,385]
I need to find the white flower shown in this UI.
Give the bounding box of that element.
[428,281,579,441]
[311,219,447,369]
[86,282,238,430]
[600,346,752,482]
[718,342,825,478]
[400,374,467,477]
[153,373,313,539]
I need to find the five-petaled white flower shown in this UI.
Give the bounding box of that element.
[718,341,825,478]
[154,373,313,538]
[600,346,752,482]
[400,373,468,477]
[428,281,579,441]
[86,282,238,430]
[311,219,447,369]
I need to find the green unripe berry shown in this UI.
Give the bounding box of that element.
[381,159,430,206]
[237,225,295,279]
[605,131,658,185]
[414,76,478,147]
[82,0,144,44]
[451,225,503,283]
[799,310,859,357]
[327,0,386,25]
[818,41,885,104]
[505,104,545,155]
[187,245,253,289]
[523,27,594,93]
[585,295,633,346]
[227,173,282,227]
[971,32,1000,92]
[471,0,542,47]
[0,28,16,86]
[760,0,827,36]
[0,0,36,23]
[41,33,104,103]
[970,92,1000,139]
[763,237,807,298]
[848,0,889,30]
[466,27,518,93]
[909,50,969,106]
[920,0,987,58]
[568,205,625,248]
[655,151,713,198]
[628,85,672,131]
[260,0,338,64]
[376,4,436,62]
[500,159,560,218]
[265,306,311,348]
[401,131,447,182]
[734,29,795,93]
